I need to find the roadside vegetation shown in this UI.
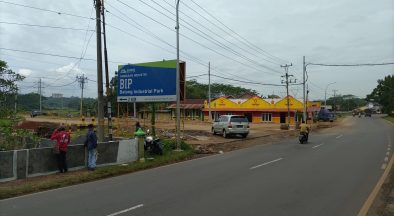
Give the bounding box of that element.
[0,140,194,200]
[383,115,394,124]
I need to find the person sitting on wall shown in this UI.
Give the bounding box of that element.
[51,126,71,173]
[84,124,98,171]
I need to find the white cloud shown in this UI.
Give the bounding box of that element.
[18,69,32,77]
[55,62,83,75]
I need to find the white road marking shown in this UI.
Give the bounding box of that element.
[336,134,343,139]
[388,147,391,151]
[381,164,387,170]
[386,152,390,156]
[250,158,283,170]
[312,143,324,149]
[106,204,144,216]
[384,157,389,162]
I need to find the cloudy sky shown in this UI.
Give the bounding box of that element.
[0,0,393,100]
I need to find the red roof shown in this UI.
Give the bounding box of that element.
[167,99,204,109]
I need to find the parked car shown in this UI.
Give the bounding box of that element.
[30,110,42,118]
[212,115,249,138]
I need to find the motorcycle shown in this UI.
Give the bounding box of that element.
[299,132,308,144]
[144,130,163,155]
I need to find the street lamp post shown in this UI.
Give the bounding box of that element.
[324,82,336,107]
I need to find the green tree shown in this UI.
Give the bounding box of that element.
[0,60,25,117]
[367,75,394,115]
[186,79,258,99]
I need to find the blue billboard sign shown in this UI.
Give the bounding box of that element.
[117,65,176,102]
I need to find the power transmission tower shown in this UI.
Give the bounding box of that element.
[281,63,295,126]
[95,0,105,142]
[76,74,88,116]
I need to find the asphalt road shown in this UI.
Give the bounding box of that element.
[1,116,393,216]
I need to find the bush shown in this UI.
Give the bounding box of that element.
[161,139,192,151]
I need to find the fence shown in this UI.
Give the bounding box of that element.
[0,139,138,182]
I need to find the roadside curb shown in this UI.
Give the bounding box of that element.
[358,117,394,216]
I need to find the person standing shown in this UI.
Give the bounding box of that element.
[51,126,71,173]
[135,121,142,132]
[84,124,98,171]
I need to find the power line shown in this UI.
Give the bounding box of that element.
[105,4,276,83]
[0,47,96,61]
[307,62,394,67]
[46,80,78,88]
[0,47,126,64]
[211,74,284,86]
[113,0,280,76]
[107,2,285,85]
[0,21,95,31]
[160,0,281,67]
[135,0,282,74]
[186,0,289,64]
[0,0,94,20]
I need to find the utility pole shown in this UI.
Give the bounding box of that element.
[102,0,112,141]
[38,78,42,112]
[95,0,105,142]
[333,89,338,113]
[324,82,336,107]
[175,0,181,150]
[14,88,18,117]
[302,56,306,122]
[208,62,211,121]
[76,74,88,117]
[281,63,294,126]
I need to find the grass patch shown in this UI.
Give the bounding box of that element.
[383,115,394,124]
[0,144,194,200]
[0,118,12,127]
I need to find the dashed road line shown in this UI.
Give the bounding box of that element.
[250,158,283,170]
[106,204,144,216]
[386,152,390,156]
[336,134,343,139]
[312,143,324,149]
[381,164,387,170]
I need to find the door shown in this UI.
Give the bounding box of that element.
[244,113,253,123]
[280,112,286,123]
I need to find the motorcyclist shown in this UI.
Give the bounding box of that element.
[299,120,310,141]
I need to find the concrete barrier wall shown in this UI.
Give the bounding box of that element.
[0,139,137,182]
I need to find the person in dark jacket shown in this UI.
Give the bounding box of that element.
[84,124,98,171]
[51,126,70,173]
[135,121,142,132]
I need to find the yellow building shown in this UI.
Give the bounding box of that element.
[202,96,321,124]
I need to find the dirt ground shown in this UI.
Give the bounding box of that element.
[20,114,342,153]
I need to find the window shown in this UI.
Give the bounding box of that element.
[221,116,228,122]
[262,113,272,122]
[230,116,248,123]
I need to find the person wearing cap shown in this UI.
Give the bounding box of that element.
[51,125,71,173]
[84,124,98,171]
